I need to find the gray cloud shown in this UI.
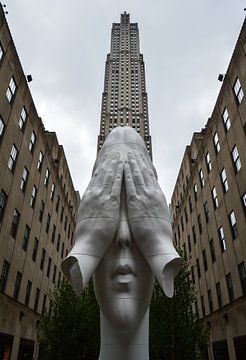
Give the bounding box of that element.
[6,0,245,202]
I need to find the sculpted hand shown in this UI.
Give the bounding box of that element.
[77,152,123,244]
[124,151,181,297]
[62,152,123,293]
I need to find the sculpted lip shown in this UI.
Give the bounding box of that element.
[112,264,137,278]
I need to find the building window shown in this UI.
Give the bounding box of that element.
[34,288,40,312]
[8,144,18,171]
[226,273,234,302]
[10,209,20,239]
[37,151,44,171]
[51,224,56,243]
[0,190,7,222]
[201,296,205,317]
[47,257,52,278]
[13,271,22,301]
[22,225,30,251]
[68,224,71,240]
[0,117,5,139]
[46,213,51,233]
[40,249,46,270]
[191,266,195,284]
[218,226,226,252]
[55,195,60,212]
[0,260,10,294]
[205,152,212,172]
[24,280,32,306]
[53,265,57,284]
[58,272,61,287]
[198,214,202,234]
[50,183,55,200]
[220,168,229,193]
[56,234,61,252]
[44,168,50,187]
[30,185,37,208]
[61,242,64,258]
[184,207,188,223]
[216,282,222,308]
[192,225,196,244]
[177,225,180,240]
[209,239,216,263]
[212,186,219,209]
[29,131,36,153]
[60,206,64,222]
[222,107,231,131]
[196,258,201,279]
[188,235,191,252]
[208,289,213,313]
[238,262,246,295]
[180,216,184,231]
[202,249,208,272]
[229,211,238,239]
[20,167,29,192]
[39,200,45,222]
[6,77,16,103]
[18,108,27,130]
[42,294,47,315]
[32,237,39,262]
[213,132,220,154]
[199,169,205,188]
[231,145,241,173]
[233,77,244,104]
[204,201,209,223]
[193,184,198,200]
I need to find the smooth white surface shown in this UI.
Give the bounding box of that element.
[62,126,182,359]
[98,310,150,360]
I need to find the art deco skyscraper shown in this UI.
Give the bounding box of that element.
[97,12,152,158]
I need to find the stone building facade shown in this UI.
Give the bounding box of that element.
[0,5,78,359]
[171,18,246,360]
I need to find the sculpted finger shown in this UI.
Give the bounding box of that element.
[111,160,123,197]
[128,152,145,187]
[103,158,119,188]
[124,161,137,198]
[94,153,119,188]
[139,153,158,187]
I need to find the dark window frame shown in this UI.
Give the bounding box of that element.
[10,208,20,239]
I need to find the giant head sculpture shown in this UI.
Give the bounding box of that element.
[62,126,181,360]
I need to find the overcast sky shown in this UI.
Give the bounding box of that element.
[5,0,245,203]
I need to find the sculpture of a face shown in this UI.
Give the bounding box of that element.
[94,128,154,331]
[94,182,154,331]
[62,126,181,333]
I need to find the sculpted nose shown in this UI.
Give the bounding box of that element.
[116,220,131,248]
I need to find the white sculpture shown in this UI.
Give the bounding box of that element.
[62,126,181,360]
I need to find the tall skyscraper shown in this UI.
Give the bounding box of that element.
[171,18,246,360]
[97,12,152,158]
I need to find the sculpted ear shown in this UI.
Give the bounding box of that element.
[61,254,102,294]
[162,258,182,297]
[146,254,182,298]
